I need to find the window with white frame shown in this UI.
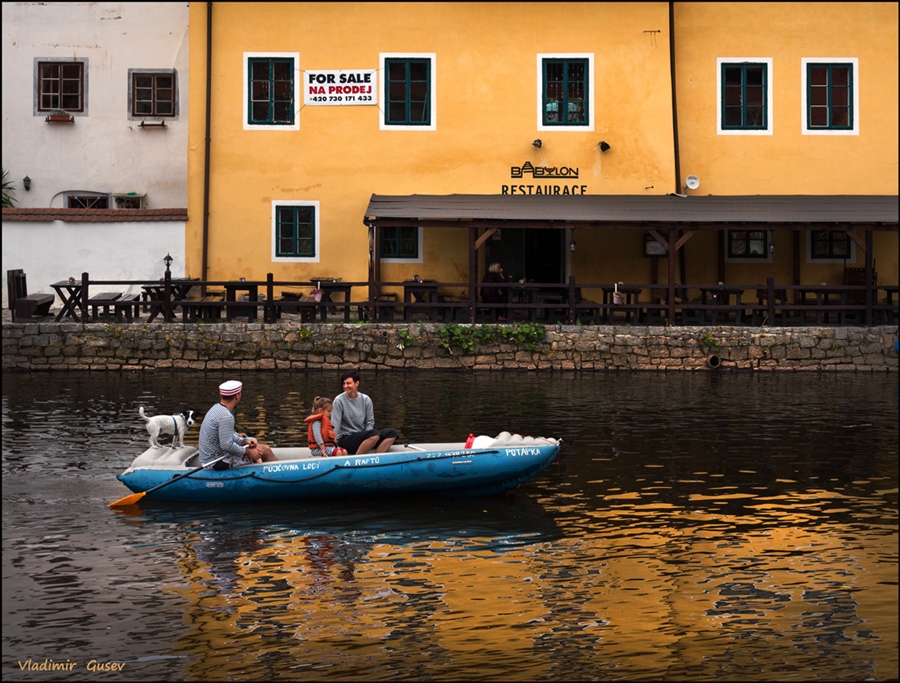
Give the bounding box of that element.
[801,58,858,135]
[36,58,88,114]
[244,53,300,131]
[129,69,177,118]
[808,230,855,262]
[379,53,436,131]
[725,229,772,262]
[272,201,319,262]
[717,58,773,135]
[537,54,594,131]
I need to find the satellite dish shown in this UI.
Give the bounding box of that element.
[684,175,700,191]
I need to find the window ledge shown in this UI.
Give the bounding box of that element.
[138,120,167,128]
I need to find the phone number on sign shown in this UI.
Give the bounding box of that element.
[308,95,374,103]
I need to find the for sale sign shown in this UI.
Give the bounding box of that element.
[304,69,378,106]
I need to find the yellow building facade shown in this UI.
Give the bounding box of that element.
[186,2,897,296]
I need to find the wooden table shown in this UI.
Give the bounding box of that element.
[601,284,642,323]
[315,280,353,322]
[88,292,123,321]
[403,280,439,321]
[751,286,789,325]
[224,281,259,322]
[799,287,846,324]
[51,280,85,321]
[142,279,198,322]
[697,285,745,324]
[509,284,538,321]
[535,291,566,322]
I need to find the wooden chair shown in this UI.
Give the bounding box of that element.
[844,260,876,323]
[7,269,55,321]
[575,288,601,323]
[844,261,876,304]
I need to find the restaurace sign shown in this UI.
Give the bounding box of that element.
[502,161,588,194]
[304,69,377,106]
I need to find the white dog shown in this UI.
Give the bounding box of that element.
[139,407,195,448]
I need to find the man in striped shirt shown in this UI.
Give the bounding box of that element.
[199,380,277,469]
[331,369,398,455]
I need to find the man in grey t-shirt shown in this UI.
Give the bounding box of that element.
[331,369,398,455]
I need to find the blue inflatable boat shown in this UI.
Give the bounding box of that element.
[113,432,560,504]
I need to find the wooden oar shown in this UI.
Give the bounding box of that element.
[108,453,229,508]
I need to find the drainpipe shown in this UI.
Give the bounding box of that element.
[668,2,687,287]
[669,2,681,195]
[201,2,213,291]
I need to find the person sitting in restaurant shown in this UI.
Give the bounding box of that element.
[481,262,509,321]
[199,380,277,469]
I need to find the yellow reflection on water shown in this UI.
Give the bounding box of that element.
[165,510,897,681]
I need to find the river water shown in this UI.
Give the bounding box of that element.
[2,370,897,682]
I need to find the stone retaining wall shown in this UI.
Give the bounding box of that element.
[2,321,897,372]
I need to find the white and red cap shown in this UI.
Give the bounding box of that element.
[219,380,243,397]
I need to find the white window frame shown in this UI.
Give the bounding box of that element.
[379,53,437,131]
[805,231,857,264]
[244,52,300,131]
[537,53,595,132]
[801,57,859,136]
[724,229,774,264]
[716,58,773,136]
[271,200,320,263]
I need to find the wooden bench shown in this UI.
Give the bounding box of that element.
[181,297,224,322]
[357,293,398,322]
[575,288,601,323]
[275,293,317,322]
[8,268,55,321]
[113,293,141,322]
[15,293,55,319]
[89,292,123,321]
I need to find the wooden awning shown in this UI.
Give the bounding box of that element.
[364,194,899,230]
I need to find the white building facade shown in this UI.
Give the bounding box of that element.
[1,2,190,305]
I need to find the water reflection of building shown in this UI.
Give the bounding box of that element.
[157,495,891,680]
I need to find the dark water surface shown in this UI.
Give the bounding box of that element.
[2,370,897,682]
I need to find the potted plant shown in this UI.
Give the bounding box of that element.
[1,169,17,208]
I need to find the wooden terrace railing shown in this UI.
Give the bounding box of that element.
[43,273,898,327]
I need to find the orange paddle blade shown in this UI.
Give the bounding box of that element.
[108,491,148,508]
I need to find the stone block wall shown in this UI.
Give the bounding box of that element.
[2,321,897,372]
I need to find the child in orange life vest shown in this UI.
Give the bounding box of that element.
[305,396,347,457]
